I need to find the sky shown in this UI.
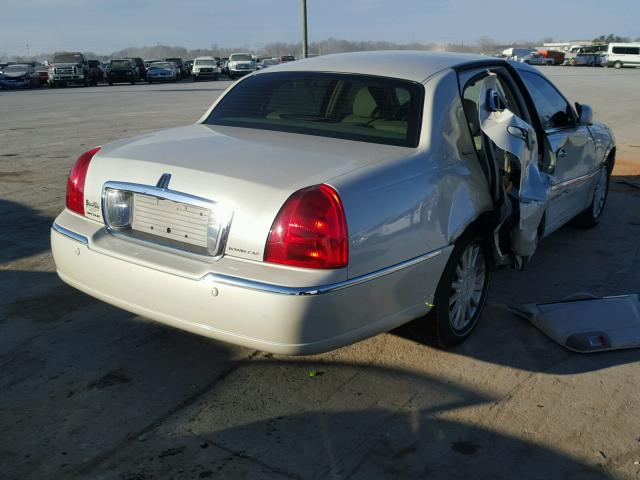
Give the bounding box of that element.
[2,0,639,56]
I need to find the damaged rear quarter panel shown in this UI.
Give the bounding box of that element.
[333,69,493,278]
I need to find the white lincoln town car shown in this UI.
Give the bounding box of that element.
[51,51,615,354]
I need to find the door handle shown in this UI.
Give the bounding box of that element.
[556,148,568,158]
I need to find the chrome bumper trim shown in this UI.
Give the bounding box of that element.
[52,222,89,245]
[52,219,446,296]
[202,248,445,296]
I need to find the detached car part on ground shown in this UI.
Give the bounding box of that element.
[51,52,615,354]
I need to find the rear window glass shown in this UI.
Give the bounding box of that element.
[205,72,423,147]
[110,60,131,69]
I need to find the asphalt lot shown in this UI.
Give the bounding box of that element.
[1,67,640,480]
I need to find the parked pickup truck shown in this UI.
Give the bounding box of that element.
[523,50,565,66]
[49,52,89,87]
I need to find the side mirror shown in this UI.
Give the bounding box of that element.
[575,102,593,125]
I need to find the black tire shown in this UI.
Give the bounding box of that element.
[108,82,113,86]
[574,164,610,228]
[408,230,491,348]
[614,61,622,69]
[148,79,152,84]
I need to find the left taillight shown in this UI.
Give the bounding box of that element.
[66,146,101,215]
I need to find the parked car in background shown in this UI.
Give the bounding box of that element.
[279,55,296,63]
[165,58,186,79]
[144,59,162,69]
[36,66,49,86]
[49,51,90,87]
[192,56,220,81]
[603,43,640,69]
[572,53,604,66]
[0,63,38,89]
[87,60,105,85]
[51,52,614,354]
[107,59,139,85]
[184,60,193,76]
[227,53,256,79]
[146,61,177,83]
[126,57,147,80]
[220,59,229,76]
[523,50,564,65]
[258,58,279,69]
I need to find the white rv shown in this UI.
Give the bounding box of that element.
[604,43,640,69]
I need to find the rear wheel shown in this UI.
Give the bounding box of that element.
[409,231,491,348]
[614,61,622,69]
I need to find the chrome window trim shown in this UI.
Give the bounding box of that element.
[101,181,233,263]
[52,222,89,245]
[201,248,446,296]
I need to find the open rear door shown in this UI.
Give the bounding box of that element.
[478,73,551,263]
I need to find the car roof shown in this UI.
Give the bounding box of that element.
[255,50,508,82]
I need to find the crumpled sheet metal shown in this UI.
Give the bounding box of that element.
[478,74,551,257]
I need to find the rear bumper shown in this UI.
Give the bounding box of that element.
[0,79,31,88]
[194,72,218,78]
[229,69,252,76]
[51,211,450,354]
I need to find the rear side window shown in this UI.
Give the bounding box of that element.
[518,71,574,130]
[205,72,423,147]
[612,46,640,55]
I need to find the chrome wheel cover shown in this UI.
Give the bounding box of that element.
[449,242,487,332]
[592,166,608,219]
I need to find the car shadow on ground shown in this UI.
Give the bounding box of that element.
[0,199,54,264]
[70,360,612,480]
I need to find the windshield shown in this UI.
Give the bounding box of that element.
[54,53,83,64]
[5,65,28,73]
[230,54,252,62]
[149,62,172,69]
[206,72,423,147]
[195,59,216,66]
[110,60,132,70]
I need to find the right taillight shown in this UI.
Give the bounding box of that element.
[66,146,100,215]
[264,184,348,269]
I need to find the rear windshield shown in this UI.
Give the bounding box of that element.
[205,72,423,147]
[110,60,131,69]
[54,53,83,63]
[230,54,252,62]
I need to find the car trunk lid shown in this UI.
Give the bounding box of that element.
[84,123,416,262]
